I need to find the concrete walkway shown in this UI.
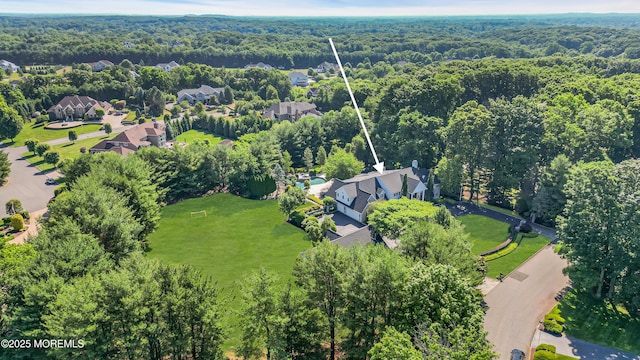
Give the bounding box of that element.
[531,329,640,360]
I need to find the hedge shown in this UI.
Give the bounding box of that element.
[544,313,565,325]
[536,344,557,353]
[307,194,324,205]
[543,319,563,335]
[534,350,556,360]
[484,242,518,261]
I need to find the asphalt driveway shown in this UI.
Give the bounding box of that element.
[0,144,58,217]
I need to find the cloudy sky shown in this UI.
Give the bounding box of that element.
[2,0,640,16]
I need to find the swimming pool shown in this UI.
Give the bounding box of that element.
[295,176,327,188]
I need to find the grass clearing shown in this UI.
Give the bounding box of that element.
[458,215,549,278]
[5,122,103,147]
[458,215,510,254]
[146,193,311,349]
[557,291,640,354]
[175,129,223,145]
[21,134,117,172]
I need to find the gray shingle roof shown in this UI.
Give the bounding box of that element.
[330,226,373,247]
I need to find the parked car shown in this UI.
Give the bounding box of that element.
[510,349,525,360]
[45,178,57,185]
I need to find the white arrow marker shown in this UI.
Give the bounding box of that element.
[329,38,385,175]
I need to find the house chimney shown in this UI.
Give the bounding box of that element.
[412,160,418,168]
[154,122,158,129]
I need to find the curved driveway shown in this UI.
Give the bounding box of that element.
[0,144,56,217]
[0,120,135,217]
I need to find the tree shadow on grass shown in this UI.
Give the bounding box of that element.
[558,290,640,354]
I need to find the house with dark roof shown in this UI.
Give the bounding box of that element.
[323,160,440,223]
[87,60,114,72]
[89,121,166,155]
[177,85,225,105]
[156,61,180,72]
[316,61,338,73]
[47,95,112,121]
[262,101,321,122]
[288,71,309,87]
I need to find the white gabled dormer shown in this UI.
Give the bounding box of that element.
[335,187,353,206]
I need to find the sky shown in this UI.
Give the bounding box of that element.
[2,0,640,16]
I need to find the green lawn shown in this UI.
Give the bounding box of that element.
[5,122,103,147]
[483,233,549,278]
[557,291,640,354]
[458,214,549,278]
[458,215,511,254]
[175,129,223,145]
[146,193,311,349]
[21,134,117,172]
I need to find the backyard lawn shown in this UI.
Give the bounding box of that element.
[174,129,223,145]
[4,122,103,146]
[21,134,117,172]
[458,214,549,278]
[556,291,640,354]
[146,193,311,349]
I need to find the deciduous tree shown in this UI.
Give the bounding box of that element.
[323,147,364,180]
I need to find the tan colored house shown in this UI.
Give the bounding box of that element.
[87,60,114,72]
[90,121,166,155]
[47,95,112,121]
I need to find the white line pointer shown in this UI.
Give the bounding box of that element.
[329,38,385,174]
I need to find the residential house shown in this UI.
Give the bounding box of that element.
[316,61,337,73]
[262,101,321,122]
[323,160,440,223]
[288,71,309,87]
[87,60,114,72]
[47,95,112,121]
[394,60,409,66]
[0,60,19,72]
[244,62,273,71]
[90,121,166,155]
[123,41,134,48]
[156,61,180,72]
[177,85,225,105]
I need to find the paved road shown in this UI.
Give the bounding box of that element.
[0,120,137,217]
[532,329,640,360]
[444,201,567,359]
[0,144,57,217]
[483,245,569,359]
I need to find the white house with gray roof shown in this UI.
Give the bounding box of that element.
[177,85,225,105]
[0,60,19,72]
[323,160,439,223]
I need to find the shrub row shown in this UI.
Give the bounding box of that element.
[483,242,518,261]
[307,194,323,206]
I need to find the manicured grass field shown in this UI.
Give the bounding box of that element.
[557,291,640,354]
[21,134,117,172]
[483,233,549,278]
[146,193,311,348]
[5,122,103,147]
[175,129,223,145]
[458,214,549,278]
[458,215,511,254]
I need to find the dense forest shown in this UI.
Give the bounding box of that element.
[2,15,640,67]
